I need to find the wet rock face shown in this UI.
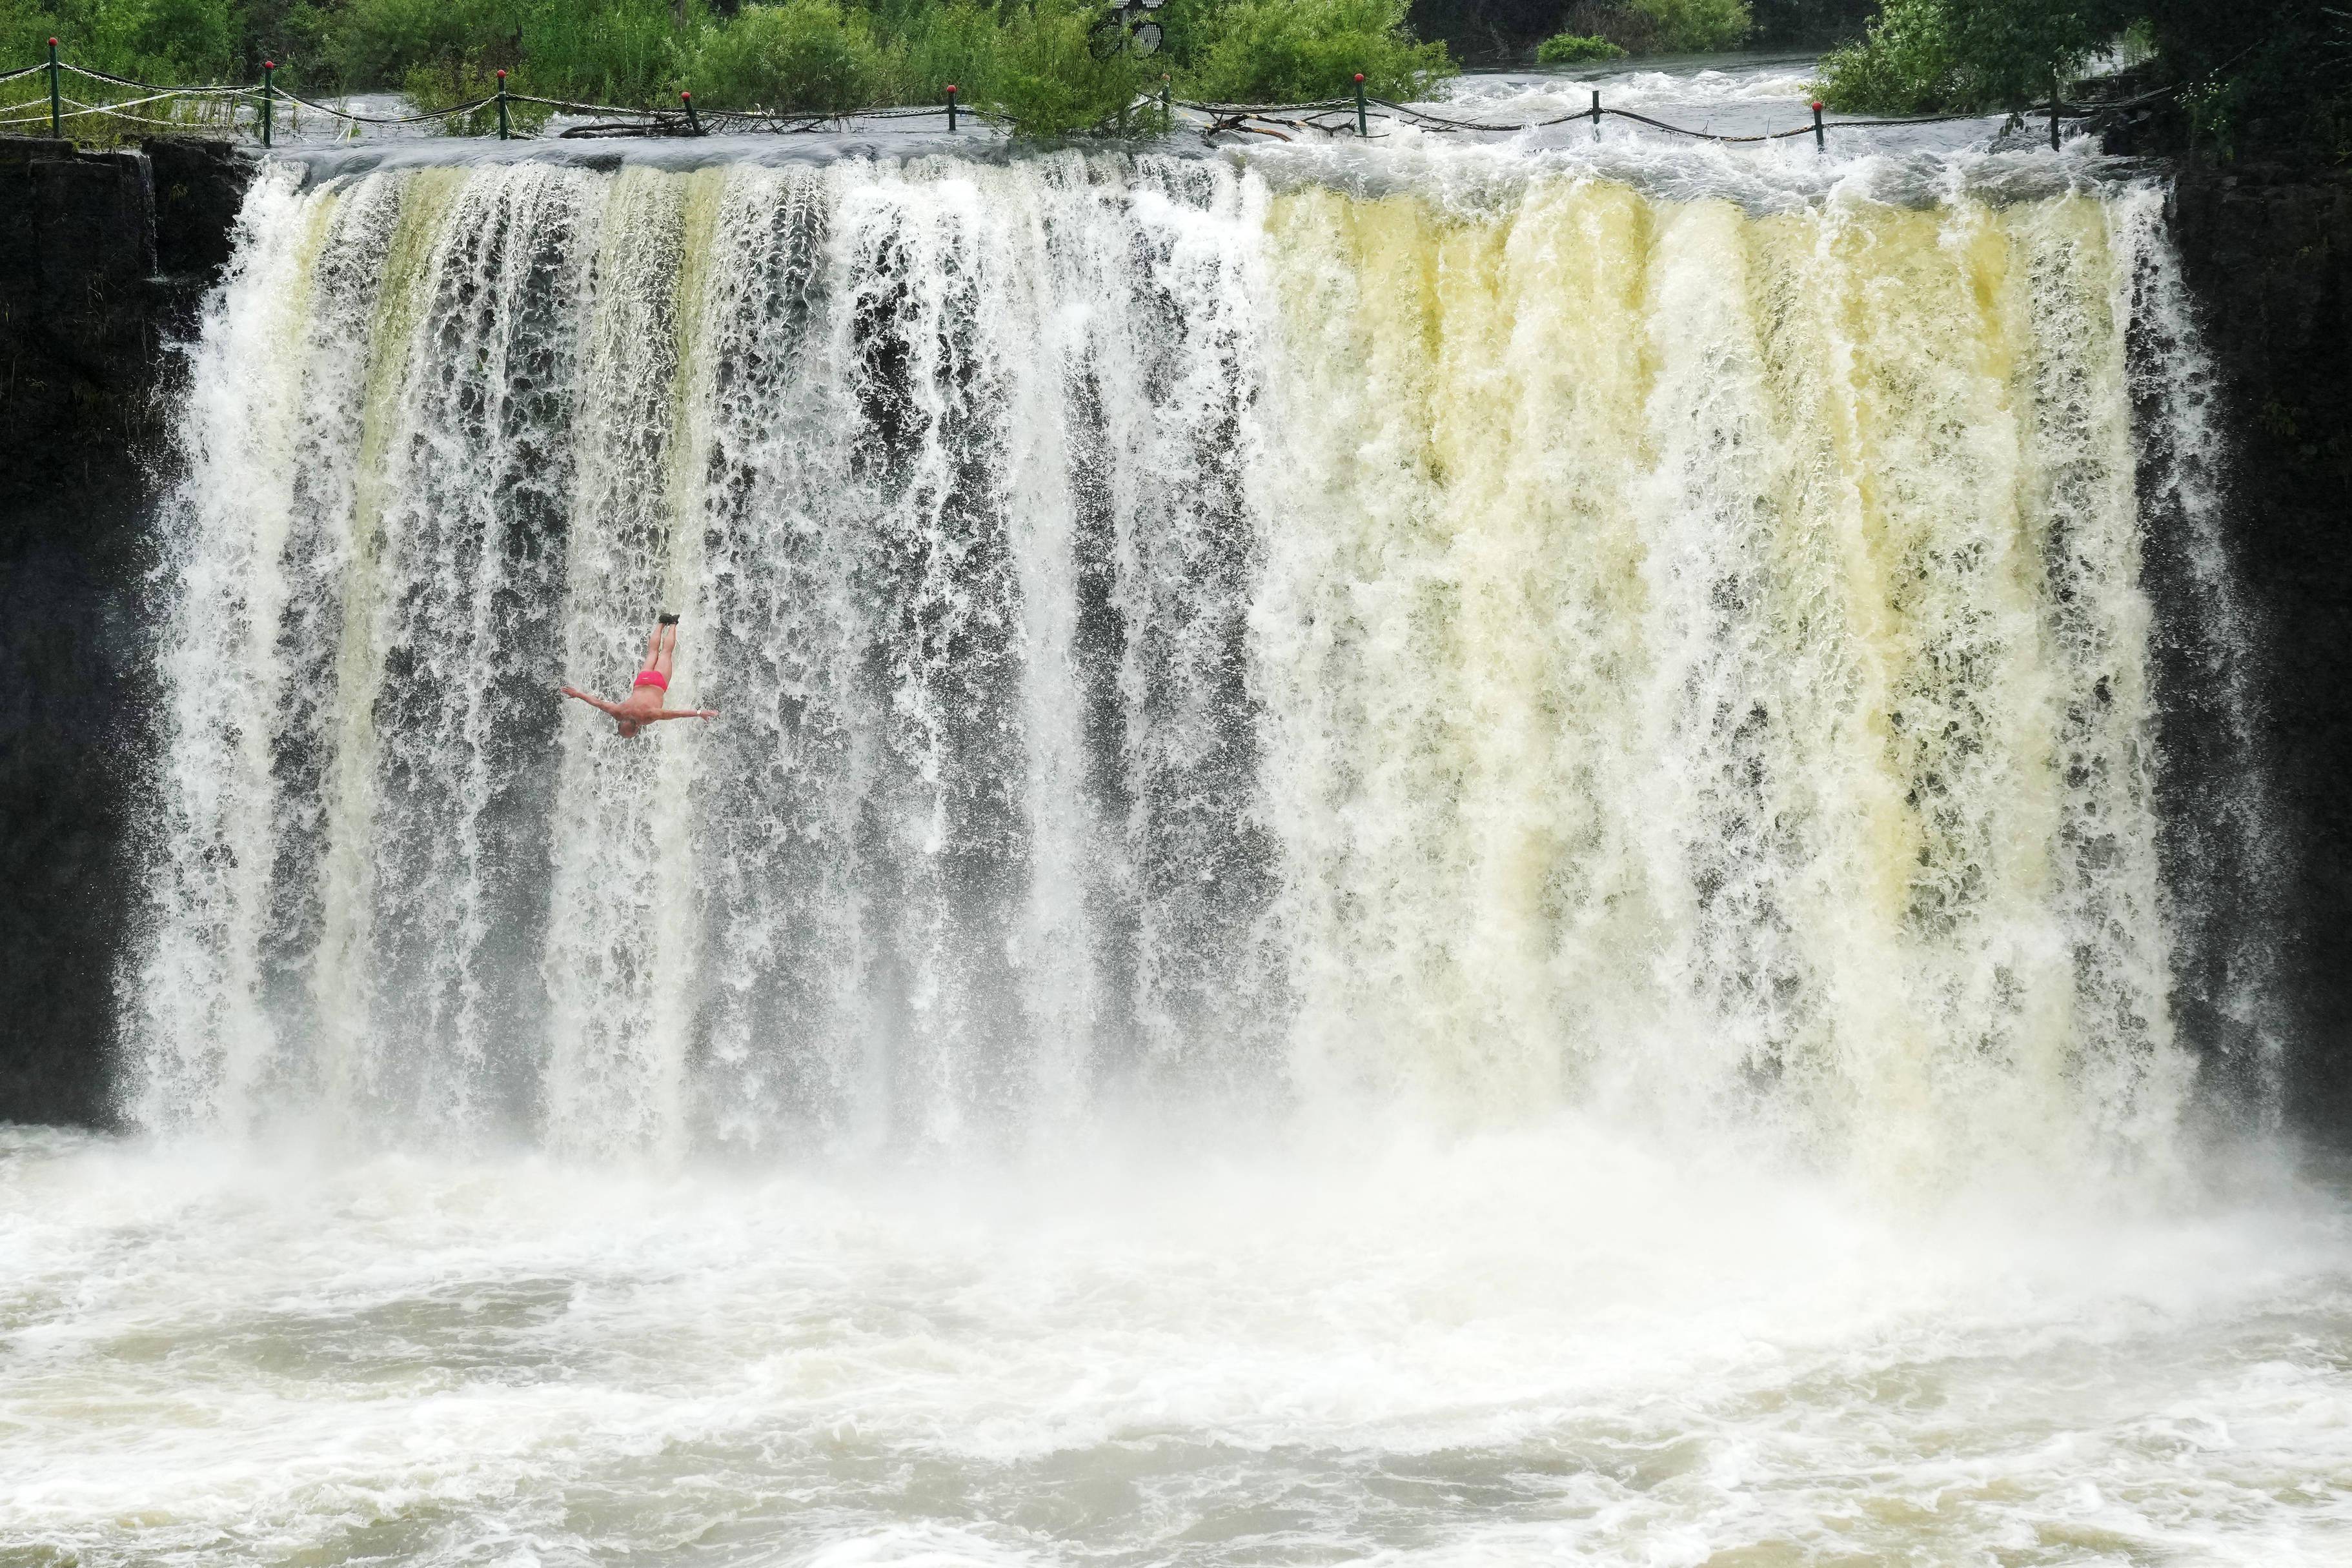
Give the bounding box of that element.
[0,136,253,1126]
[147,138,250,291]
[2165,163,2352,1138]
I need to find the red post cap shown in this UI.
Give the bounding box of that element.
[263,59,275,70]
[946,83,958,94]
[1810,99,1824,112]
[496,69,507,80]
[680,89,692,99]
[1355,73,1366,83]
[48,36,57,46]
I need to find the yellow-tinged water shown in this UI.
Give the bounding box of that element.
[137,157,2187,1173]
[1254,178,2171,1185]
[57,141,2338,1567]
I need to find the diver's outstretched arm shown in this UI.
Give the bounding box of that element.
[647,706,719,723]
[560,685,625,719]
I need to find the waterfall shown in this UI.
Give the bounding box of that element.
[125,147,2247,1178]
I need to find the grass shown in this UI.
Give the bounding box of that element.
[0,0,1461,135]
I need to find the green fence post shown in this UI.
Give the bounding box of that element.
[259,59,274,148]
[946,82,957,132]
[496,70,509,139]
[46,38,60,138]
[2049,69,2061,152]
[1161,72,1171,132]
[1811,98,1824,152]
[1353,72,1366,137]
[679,88,701,135]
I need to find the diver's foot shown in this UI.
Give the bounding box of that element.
[658,612,680,626]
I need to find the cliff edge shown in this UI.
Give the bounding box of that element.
[0,136,254,1125]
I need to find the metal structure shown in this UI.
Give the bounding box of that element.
[1091,0,1166,61]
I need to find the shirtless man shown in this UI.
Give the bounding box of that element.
[560,614,718,738]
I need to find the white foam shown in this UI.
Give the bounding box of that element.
[3,1127,2347,1563]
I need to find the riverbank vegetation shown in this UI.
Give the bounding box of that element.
[0,0,1455,131]
[1532,0,1749,63]
[1817,0,2348,159]
[2,0,2335,152]
[1534,30,1622,63]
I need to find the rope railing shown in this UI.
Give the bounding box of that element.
[1142,69,2135,150]
[59,61,247,94]
[3,41,2179,152]
[272,88,495,126]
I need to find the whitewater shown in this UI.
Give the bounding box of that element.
[5,85,2349,1565]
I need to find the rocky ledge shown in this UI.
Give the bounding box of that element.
[2162,162,2352,1136]
[0,136,254,1125]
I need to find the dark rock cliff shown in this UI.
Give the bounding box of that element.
[2164,162,2352,1137]
[0,136,254,1126]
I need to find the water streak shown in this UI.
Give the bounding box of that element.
[128,149,2255,1178]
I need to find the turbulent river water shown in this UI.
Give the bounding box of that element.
[6,70,2351,1566]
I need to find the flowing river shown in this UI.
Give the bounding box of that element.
[5,71,2349,1565]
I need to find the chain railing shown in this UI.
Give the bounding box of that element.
[1166,72,2160,153]
[5,41,2165,151]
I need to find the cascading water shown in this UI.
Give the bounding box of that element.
[15,115,2349,1568]
[129,146,2225,1180]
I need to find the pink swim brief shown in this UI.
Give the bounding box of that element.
[633,670,668,692]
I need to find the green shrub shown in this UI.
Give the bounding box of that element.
[980,0,1141,136]
[1177,0,1452,105]
[0,0,1468,135]
[516,0,682,105]
[1,0,241,79]
[404,54,557,130]
[306,0,503,91]
[1626,0,1749,54]
[91,0,239,75]
[686,0,880,112]
[880,0,1000,106]
[0,0,252,139]
[1535,30,1625,65]
[1817,0,2114,114]
[1816,0,1954,111]
[1940,0,2113,107]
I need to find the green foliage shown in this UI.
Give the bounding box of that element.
[2133,0,2352,159]
[1943,0,2118,106]
[92,0,238,75]
[1625,0,1749,53]
[981,0,1141,135]
[1518,1,1746,59]
[1817,0,2129,114]
[403,54,556,129]
[1174,0,1453,105]
[512,0,681,105]
[1,0,1458,134]
[1,0,240,78]
[307,0,507,90]
[880,0,1000,105]
[685,0,880,112]
[17,0,2345,158]
[1816,0,1952,112]
[1534,31,1626,65]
